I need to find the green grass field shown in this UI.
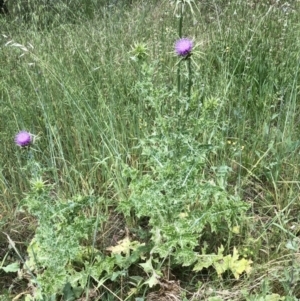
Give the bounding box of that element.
[1,0,300,300]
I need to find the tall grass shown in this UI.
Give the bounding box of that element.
[1,0,300,299]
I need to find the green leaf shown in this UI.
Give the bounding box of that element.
[139,258,154,273]
[286,240,298,251]
[257,294,285,301]
[193,245,224,272]
[1,262,20,273]
[144,272,160,288]
[63,282,75,301]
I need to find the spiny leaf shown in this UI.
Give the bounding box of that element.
[139,258,154,273]
[144,272,160,288]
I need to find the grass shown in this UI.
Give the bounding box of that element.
[1,0,300,300]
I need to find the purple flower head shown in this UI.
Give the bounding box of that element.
[15,131,32,147]
[175,38,193,57]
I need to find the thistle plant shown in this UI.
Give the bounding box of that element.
[14,129,148,300]
[14,132,108,299]
[117,0,250,289]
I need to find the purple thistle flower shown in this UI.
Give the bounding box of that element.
[15,131,32,147]
[175,38,193,57]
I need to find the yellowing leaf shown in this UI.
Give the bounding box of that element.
[231,257,253,279]
[179,212,188,219]
[229,247,252,279]
[127,287,137,297]
[214,255,231,276]
[217,245,225,256]
[213,247,252,279]
[231,226,240,234]
[106,237,144,256]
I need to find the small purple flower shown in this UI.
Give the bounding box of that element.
[175,38,193,57]
[15,131,32,147]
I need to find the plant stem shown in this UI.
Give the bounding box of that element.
[178,0,184,38]
[177,0,184,97]
[187,55,192,101]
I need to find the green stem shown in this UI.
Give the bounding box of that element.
[187,55,192,101]
[177,0,184,95]
[175,0,185,155]
[178,0,184,38]
[177,60,181,96]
